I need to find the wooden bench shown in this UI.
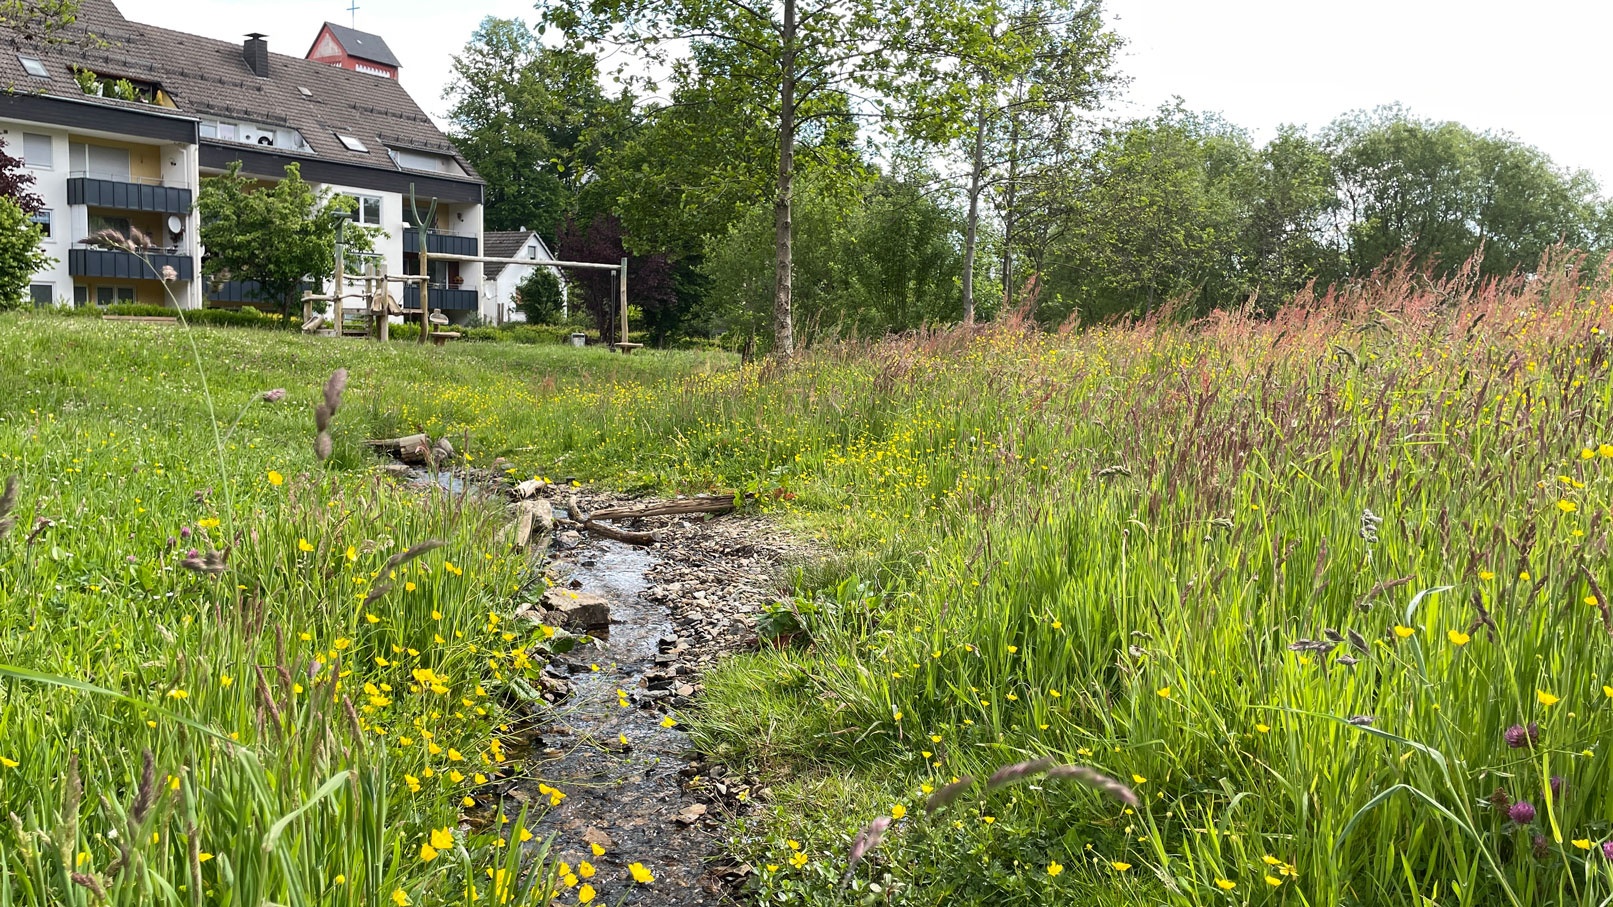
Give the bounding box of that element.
[103,315,179,325]
[430,331,462,347]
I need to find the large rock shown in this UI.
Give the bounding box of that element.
[542,588,611,631]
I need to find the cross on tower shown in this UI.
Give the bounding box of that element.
[346,0,358,27]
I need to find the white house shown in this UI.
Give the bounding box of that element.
[482,230,566,324]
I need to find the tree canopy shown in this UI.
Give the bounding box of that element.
[196,162,376,319]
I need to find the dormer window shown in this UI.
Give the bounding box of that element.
[18,56,48,78]
[336,134,368,152]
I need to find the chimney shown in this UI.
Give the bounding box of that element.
[243,33,269,78]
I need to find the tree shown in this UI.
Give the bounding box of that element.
[554,212,675,343]
[1038,104,1253,322]
[0,0,80,41]
[946,0,1119,323]
[515,266,564,323]
[445,18,632,240]
[0,139,43,215]
[196,162,375,320]
[1324,108,1610,280]
[0,197,51,311]
[539,0,992,357]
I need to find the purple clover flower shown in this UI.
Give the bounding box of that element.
[1509,800,1536,824]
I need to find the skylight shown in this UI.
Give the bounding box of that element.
[18,56,48,78]
[336,134,368,152]
[298,86,311,98]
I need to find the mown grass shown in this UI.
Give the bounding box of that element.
[0,316,729,905]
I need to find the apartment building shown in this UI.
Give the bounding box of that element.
[0,0,490,322]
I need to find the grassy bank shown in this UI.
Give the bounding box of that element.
[0,316,728,905]
[5,253,1613,907]
[494,264,1612,906]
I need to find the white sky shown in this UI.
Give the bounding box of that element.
[118,0,1613,186]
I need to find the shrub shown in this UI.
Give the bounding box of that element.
[515,267,564,324]
[0,197,51,311]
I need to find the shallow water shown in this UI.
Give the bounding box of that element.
[519,541,719,905]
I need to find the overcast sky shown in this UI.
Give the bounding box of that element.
[118,0,1613,186]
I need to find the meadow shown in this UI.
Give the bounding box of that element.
[1,254,1611,906]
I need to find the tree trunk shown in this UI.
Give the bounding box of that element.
[1001,107,1021,311]
[961,104,987,326]
[771,0,796,358]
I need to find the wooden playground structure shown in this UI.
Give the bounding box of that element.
[303,184,639,351]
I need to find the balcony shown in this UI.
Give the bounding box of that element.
[69,247,194,281]
[402,228,478,257]
[206,279,312,305]
[403,284,478,311]
[67,173,192,215]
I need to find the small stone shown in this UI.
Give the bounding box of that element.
[675,803,707,825]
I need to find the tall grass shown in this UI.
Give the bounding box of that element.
[0,319,722,905]
[471,256,1611,906]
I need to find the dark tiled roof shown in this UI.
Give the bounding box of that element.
[484,230,556,278]
[0,0,477,182]
[316,22,401,69]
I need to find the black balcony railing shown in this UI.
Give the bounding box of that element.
[69,248,194,281]
[402,285,477,311]
[402,229,478,257]
[67,177,191,215]
[206,279,314,304]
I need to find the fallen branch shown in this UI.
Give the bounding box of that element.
[567,494,657,545]
[583,520,657,545]
[586,494,738,522]
[365,434,433,465]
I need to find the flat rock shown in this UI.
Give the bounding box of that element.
[542,587,611,631]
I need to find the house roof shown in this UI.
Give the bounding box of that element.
[482,230,560,278]
[0,0,477,183]
[313,22,401,69]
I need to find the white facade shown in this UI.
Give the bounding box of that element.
[4,116,203,309]
[486,233,564,325]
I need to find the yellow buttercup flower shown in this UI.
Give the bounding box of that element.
[629,862,655,883]
[1538,690,1561,707]
[430,827,454,850]
[1216,878,1236,890]
[267,470,284,486]
[1393,625,1415,639]
[419,842,438,862]
[298,538,314,552]
[890,804,907,820]
[1447,630,1470,646]
[1047,861,1063,876]
[391,890,410,906]
[1111,861,1131,872]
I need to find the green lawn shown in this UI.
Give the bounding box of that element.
[4,273,1613,907]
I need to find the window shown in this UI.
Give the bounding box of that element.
[22,133,51,169]
[73,286,87,307]
[18,56,48,78]
[336,134,368,153]
[345,194,382,226]
[89,214,132,238]
[30,209,51,239]
[95,287,135,305]
[29,284,53,308]
[389,147,454,174]
[69,142,130,181]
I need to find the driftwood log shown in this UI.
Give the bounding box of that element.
[366,434,434,465]
[586,494,737,522]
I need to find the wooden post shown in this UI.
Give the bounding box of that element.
[332,230,345,337]
[418,229,430,345]
[618,256,628,346]
[378,261,391,343]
